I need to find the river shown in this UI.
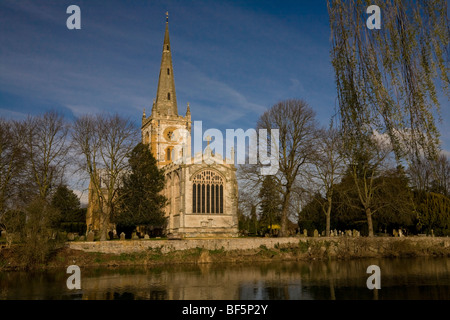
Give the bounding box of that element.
[0,257,449,300]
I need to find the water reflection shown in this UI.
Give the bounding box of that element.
[0,257,449,300]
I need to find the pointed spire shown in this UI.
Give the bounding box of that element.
[163,13,170,50]
[154,13,178,116]
[186,102,191,116]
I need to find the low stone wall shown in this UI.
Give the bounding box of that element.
[68,236,450,256]
[68,237,300,254]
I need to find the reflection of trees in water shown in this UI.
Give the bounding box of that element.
[239,280,307,300]
[0,258,449,299]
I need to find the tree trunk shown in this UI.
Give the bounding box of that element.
[99,207,110,241]
[280,192,291,237]
[100,216,107,241]
[366,207,374,237]
[326,196,332,237]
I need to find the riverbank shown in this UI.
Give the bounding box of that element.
[1,236,449,271]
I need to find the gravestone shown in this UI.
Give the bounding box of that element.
[346,230,352,237]
[352,229,358,237]
[87,231,95,242]
[120,232,126,240]
[132,232,139,240]
[303,229,308,237]
[393,229,398,237]
[398,229,403,237]
[1,231,6,238]
[78,235,85,241]
[144,234,149,240]
[313,229,319,237]
[67,233,75,241]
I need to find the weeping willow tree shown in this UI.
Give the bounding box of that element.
[328,0,449,163]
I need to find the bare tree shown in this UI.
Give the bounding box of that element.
[308,125,346,236]
[72,113,139,241]
[408,156,433,193]
[343,133,393,237]
[22,111,70,202]
[0,119,27,237]
[0,119,24,214]
[256,99,318,237]
[409,153,450,196]
[0,113,69,259]
[431,154,450,196]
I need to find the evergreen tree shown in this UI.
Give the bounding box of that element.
[51,185,86,234]
[114,143,167,235]
[298,192,327,235]
[415,191,450,236]
[249,204,259,235]
[51,185,81,222]
[373,166,415,233]
[259,175,281,236]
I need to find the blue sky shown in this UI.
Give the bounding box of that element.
[0,0,448,151]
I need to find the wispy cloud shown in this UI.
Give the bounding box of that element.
[0,108,29,120]
[177,62,267,126]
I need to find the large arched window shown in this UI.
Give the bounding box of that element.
[192,170,224,214]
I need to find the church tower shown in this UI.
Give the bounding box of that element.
[142,13,191,167]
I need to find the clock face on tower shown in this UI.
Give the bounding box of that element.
[163,127,176,141]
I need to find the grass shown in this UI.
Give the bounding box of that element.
[298,240,309,253]
[257,244,279,257]
[208,247,225,255]
[89,252,106,263]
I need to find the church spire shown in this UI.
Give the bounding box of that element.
[154,12,178,116]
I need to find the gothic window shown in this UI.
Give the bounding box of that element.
[201,184,205,213]
[192,170,224,214]
[168,92,171,100]
[167,68,170,75]
[166,45,169,50]
[192,184,196,213]
[197,183,201,213]
[166,147,172,161]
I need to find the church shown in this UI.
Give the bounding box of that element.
[87,15,239,239]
